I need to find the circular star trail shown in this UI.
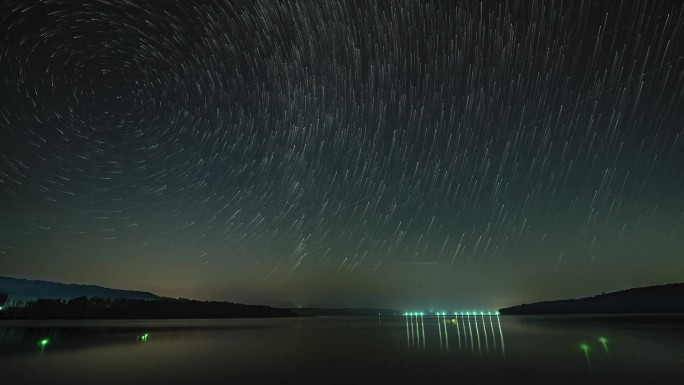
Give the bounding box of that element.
[1,0,683,307]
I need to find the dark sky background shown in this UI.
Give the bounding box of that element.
[1,0,683,310]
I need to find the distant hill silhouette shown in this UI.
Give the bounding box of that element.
[500,283,684,315]
[0,297,295,319]
[0,277,296,319]
[0,276,160,302]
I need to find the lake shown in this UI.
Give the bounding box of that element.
[1,315,683,384]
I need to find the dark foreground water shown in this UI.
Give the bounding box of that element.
[1,315,683,384]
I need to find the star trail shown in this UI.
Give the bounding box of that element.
[1,0,683,308]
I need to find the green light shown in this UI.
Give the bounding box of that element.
[579,343,591,367]
[598,337,609,354]
[39,339,49,347]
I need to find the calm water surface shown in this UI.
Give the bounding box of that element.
[1,315,683,384]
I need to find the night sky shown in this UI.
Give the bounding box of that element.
[1,0,683,309]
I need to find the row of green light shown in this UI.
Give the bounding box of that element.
[138,333,149,342]
[452,311,500,316]
[404,311,500,316]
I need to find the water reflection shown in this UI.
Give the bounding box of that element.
[0,319,275,356]
[496,312,506,355]
[404,312,507,356]
[420,313,425,349]
[0,316,683,384]
[436,313,443,349]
